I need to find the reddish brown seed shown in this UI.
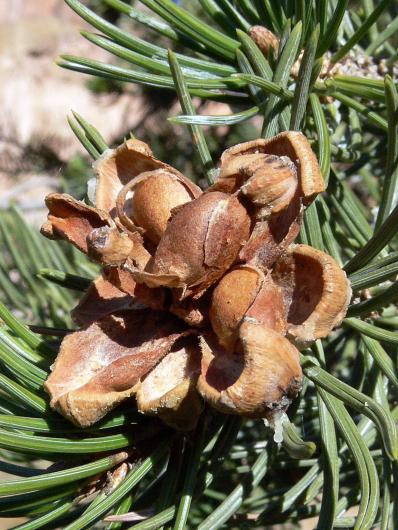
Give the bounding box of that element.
[210,265,287,352]
[131,170,197,244]
[94,139,201,221]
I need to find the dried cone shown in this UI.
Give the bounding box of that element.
[198,321,302,418]
[209,266,286,352]
[272,244,352,347]
[135,338,203,431]
[41,133,344,431]
[130,192,251,298]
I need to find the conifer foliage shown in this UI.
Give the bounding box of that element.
[0,1,398,528]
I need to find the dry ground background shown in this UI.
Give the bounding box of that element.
[0,0,149,225]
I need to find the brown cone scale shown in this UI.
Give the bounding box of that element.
[137,192,251,298]
[198,322,302,419]
[272,244,352,347]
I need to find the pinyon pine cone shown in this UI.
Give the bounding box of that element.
[41,133,351,430]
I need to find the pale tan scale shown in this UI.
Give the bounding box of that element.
[239,154,298,217]
[135,339,203,431]
[272,244,352,348]
[198,322,302,419]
